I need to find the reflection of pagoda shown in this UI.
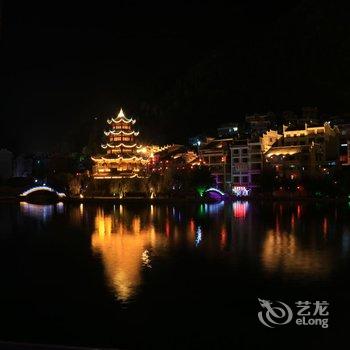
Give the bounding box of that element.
[92,108,148,179]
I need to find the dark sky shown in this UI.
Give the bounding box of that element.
[1,1,349,152]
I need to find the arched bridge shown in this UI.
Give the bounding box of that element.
[20,186,66,198]
[203,187,225,201]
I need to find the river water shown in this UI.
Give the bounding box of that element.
[0,201,349,349]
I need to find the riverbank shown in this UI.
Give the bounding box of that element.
[67,195,350,204]
[2,194,350,204]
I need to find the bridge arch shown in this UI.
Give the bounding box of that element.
[20,186,66,198]
[203,187,225,201]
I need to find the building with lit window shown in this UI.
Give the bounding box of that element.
[151,145,198,172]
[198,139,231,191]
[335,123,350,166]
[230,139,263,194]
[282,122,340,161]
[346,140,350,166]
[217,123,239,138]
[264,143,324,179]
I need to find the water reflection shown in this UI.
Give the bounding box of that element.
[232,201,249,218]
[204,201,224,214]
[91,207,166,302]
[20,201,58,221]
[342,230,350,255]
[86,202,349,300]
[195,226,202,247]
[261,229,331,277]
[4,199,350,350]
[260,204,334,277]
[79,203,84,216]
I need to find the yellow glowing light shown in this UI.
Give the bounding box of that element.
[261,229,330,276]
[104,130,139,136]
[91,156,147,163]
[102,143,138,149]
[93,173,147,179]
[91,210,166,301]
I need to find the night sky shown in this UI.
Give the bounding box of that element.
[1,1,350,152]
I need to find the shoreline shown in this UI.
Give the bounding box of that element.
[1,195,349,204]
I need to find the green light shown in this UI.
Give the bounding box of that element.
[199,204,205,216]
[197,187,206,197]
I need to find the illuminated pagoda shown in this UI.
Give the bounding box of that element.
[92,108,148,179]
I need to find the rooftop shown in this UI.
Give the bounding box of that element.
[265,144,312,157]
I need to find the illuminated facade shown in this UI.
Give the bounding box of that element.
[230,139,263,193]
[263,122,340,179]
[198,139,231,191]
[260,130,283,153]
[282,122,340,160]
[91,109,149,179]
[337,123,350,165]
[152,145,200,172]
[265,144,323,178]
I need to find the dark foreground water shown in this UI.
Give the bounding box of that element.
[0,201,350,349]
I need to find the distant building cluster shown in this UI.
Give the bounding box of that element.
[1,106,350,197]
[196,110,350,194]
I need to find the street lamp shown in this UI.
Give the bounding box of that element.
[197,140,201,163]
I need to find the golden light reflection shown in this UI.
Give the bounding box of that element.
[291,213,295,230]
[187,218,196,245]
[91,208,165,302]
[220,226,227,250]
[261,229,330,277]
[323,217,328,238]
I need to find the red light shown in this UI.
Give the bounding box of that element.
[233,202,248,218]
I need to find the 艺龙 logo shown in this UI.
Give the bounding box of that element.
[258,298,329,328]
[258,298,293,328]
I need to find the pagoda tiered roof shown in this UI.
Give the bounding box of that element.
[107,108,136,124]
[104,130,140,136]
[91,108,150,179]
[91,154,148,162]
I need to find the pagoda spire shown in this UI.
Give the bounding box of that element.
[118,108,125,118]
